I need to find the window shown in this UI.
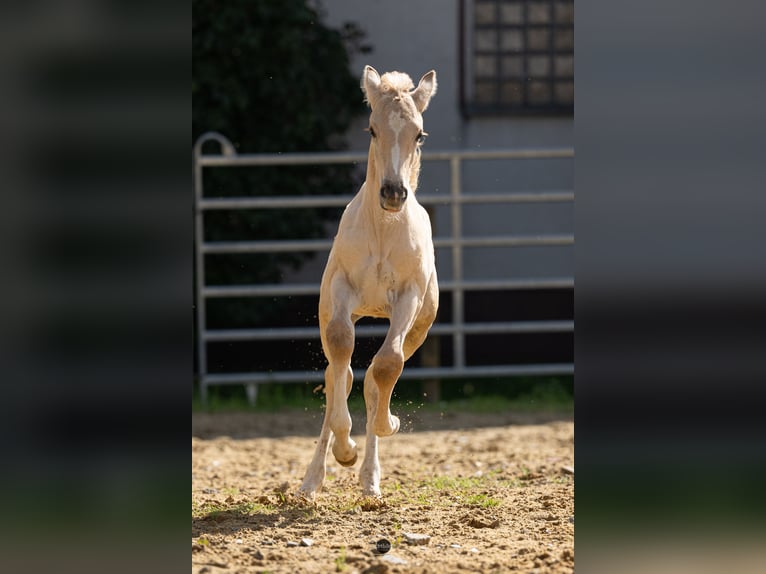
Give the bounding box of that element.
[461,0,574,116]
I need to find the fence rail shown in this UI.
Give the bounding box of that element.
[194,131,574,405]
[203,320,574,342]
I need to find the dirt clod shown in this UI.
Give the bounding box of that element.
[461,513,501,529]
[360,497,388,511]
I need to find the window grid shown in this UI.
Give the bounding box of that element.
[462,0,574,116]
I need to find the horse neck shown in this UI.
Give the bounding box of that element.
[408,152,421,194]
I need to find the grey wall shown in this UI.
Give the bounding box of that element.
[287,1,573,283]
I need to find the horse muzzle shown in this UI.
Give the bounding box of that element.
[380,181,408,212]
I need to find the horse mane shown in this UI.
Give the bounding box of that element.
[379,72,415,100]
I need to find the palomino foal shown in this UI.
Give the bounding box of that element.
[299,66,438,499]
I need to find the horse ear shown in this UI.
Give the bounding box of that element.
[361,65,382,107]
[412,70,437,112]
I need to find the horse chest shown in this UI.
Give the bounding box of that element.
[339,241,421,314]
[360,251,412,294]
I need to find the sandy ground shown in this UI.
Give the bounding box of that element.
[192,408,574,573]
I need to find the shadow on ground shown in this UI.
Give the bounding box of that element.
[192,408,573,440]
[192,501,319,538]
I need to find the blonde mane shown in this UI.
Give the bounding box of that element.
[379,71,414,94]
[362,71,416,105]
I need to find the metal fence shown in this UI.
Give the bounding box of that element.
[194,131,574,405]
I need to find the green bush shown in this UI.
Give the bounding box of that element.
[193,0,370,328]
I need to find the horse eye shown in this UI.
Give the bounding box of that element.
[416,132,427,144]
[368,126,376,138]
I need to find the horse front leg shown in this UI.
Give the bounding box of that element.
[298,274,357,499]
[324,276,358,468]
[299,360,355,499]
[371,287,422,437]
[359,288,421,497]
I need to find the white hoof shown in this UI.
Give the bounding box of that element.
[361,484,382,498]
[296,487,317,502]
[299,474,323,499]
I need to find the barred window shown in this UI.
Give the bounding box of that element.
[461,0,574,116]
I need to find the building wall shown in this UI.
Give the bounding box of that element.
[289,0,573,283]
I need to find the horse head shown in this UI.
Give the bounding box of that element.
[361,66,437,212]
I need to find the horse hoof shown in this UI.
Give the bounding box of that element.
[296,490,315,501]
[336,452,358,467]
[297,485,319,501]
[362,486,382,498]
[375,415,400,437]
[335,453,359,466]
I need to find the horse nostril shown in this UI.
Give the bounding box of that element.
[380,182,408,201]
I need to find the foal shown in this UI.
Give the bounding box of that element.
[299,66,439,499]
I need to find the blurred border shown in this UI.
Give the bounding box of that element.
[2,1,766,573]
[576,0,766,572]
[0,2,189,573]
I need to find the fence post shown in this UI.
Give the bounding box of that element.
[450,156,465,369]
[193,132,238,407]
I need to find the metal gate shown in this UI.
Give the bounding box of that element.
[194,132,574,405]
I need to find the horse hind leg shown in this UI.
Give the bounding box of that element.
[359,366,382,496]
[298,367,335,498]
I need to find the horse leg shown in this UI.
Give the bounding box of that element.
[370,286,422,437]
[298,363,355,497]
[360,277,436,497]
[359,366,381,496]
[325,277,358,467]
[403,271,439,361]
[298,366,335,498]
[298,276,358,498]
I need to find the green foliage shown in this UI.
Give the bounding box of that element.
[191,376,574,413]
[385,474,503,509]
[193,0,368,154]
[334,546,348,572]
[465,493,501,508]
[193,0,370,326]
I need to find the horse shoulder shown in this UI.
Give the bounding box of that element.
[414,202,434,234]
[404,203,436,255]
